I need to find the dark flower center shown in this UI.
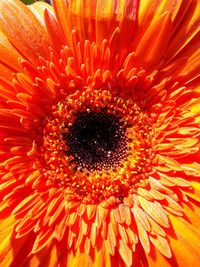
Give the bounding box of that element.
[40,89,153,202]
[63,111,128,172]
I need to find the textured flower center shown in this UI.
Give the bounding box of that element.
[64,111,127,172]
[38,88,154,203]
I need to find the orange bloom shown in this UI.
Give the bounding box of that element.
[0,0,200,266]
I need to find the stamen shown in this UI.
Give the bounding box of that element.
[64,111,128,172]
[38,89,154,203]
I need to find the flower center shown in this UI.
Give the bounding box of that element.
[64,111,127,172]
[38,89,154,203]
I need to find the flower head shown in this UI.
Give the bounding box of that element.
[0,0,200,266]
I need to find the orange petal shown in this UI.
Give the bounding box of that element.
[138,0,183,27]
[28,2,54,26]
[149,235,171,258]
[165,0,200,61]
[23,243,59,267]
[146,249,174,267]
[118,239,133,267]
[52,0,72,44]
[167,201,200,266]
[138,196,169,228]
[0,0,48,65]
[0,32,22,71]
[95,0,138,47]
[186,181,200,203]
[44,8,66,53]
[53,0,138,49]
[65,245,112,267]
[0,216,28,266]
[135,12,172,69]
[0,62,14,85]
[146,201,200,266]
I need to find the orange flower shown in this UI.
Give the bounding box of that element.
[0,0,200,266]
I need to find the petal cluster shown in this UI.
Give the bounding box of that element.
[0,0,200,267]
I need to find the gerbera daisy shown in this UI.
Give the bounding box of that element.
[0,0,200,266]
